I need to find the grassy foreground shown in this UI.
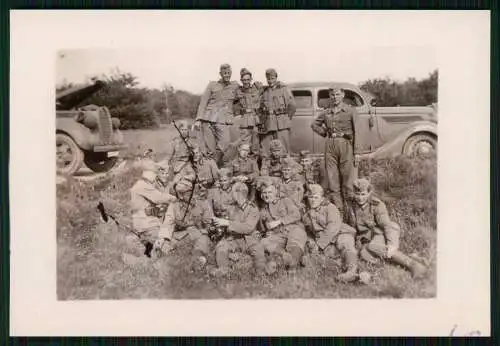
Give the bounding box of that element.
[57,128,437,299]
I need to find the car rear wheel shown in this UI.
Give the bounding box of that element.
[403,134,437,157]
[56,133,83,175]
[83,151,119,173]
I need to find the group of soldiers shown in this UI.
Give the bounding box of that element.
[128,64,427,282]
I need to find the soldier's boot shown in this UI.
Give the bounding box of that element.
[265,260,278,275]
[390,250,427,279]
[192,255,207,271]
[337,251,358,283]
[283,245,303,269]
[359,245,380,265]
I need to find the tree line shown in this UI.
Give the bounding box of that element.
[56,68,438,130]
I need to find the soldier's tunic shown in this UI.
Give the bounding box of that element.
[311,102,360,216]
[196,79,239,159]
[345,196,400,259]
[176,157,219,199]
[279,178,305,209]
[233,84,263,155]
[165,136,193,174]
[260,154,287,178]
[260,83,296,154]
[159,198,214,257]
[302,199,357,264]
[130,178,177,244]
[297,164,320,186]
[229,156,259,199]
[207,185,234,219]
[215,202,266,271]
[260,197,307,254]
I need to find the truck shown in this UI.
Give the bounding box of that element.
[56,80,127,175]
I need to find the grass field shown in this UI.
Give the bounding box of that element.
[57,127,437,300]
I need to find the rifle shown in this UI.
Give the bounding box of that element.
[172,120,198,222]
[97,201,154,257]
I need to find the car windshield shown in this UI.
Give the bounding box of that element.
[317,89,365,108]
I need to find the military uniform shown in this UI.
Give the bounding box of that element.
[177,155,219,199]
[165,135,193,175]
[279,178,304,208]
[215,201,266,272]
[311,100,359,216]
[259,72,296,154]
[302,199,358,278]
[229,154,259,200]
[196,78,239,162]
[207,184,234,220]
[260,154,287,178]
[130,173,177,248]
[234,83,263,156]
[260,196,307,267]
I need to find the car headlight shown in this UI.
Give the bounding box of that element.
[111,117,121,129]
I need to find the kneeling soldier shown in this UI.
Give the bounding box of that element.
[210,182,268,277]
[302,184,358,282]
[129,161,177,256]
[259,178,307,271]
[346,178,427,279]
[155,178,214,270]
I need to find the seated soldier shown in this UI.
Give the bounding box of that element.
[278,157,305,210]
[206,168,235,239]
[155,178,214,270]
[228,142,259,200]
[209,182,269,277]
[259,178,307,271]
[165,119,194,176]
[297,150,321,186]
[129,161,177,257]
[260,139,288,178]
[302,184,359,282]
[345,178,427,279]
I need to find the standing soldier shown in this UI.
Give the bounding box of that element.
[260,139,289,178]
[311,86,360,219]
[233,68,263,157]
[259,178,307,271]
[228,143,259,201]
[155,178,214,270]
[345,178,427,279]
[210,182,268,277]
[302,184,359,282]
[194,63,239,165]
[129,162,178,256]
[259,68,296,155]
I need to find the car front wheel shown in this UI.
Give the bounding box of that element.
[84,152,119,173]
[56,133,84,175]
[403,133,437,157]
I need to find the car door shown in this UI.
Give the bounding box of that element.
[313,87,378,154]
[290,88,314,153]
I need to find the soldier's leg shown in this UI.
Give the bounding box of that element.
[197,121,216,156]
[277,129,290,153]
[365,234,387,259]
[245,235,267,272]
[338,139,355,214]
[260,133,272,157]
[250,127,260,157]
[284,225,307,269]
[213,123,230,165]
[335,233,358,282]
[325,141,343,215]
[187,227,210,269]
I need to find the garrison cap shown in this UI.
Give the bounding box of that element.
[240,68,252,77]
[306,184,324,197]
[238,142,251,150]
[256,176,279,191]
[220,63,232,71]
[232,181,249,194]
[270,139,283,151]
[329,85,344,92]
[299,150,310,158]
[176,119,190,129]
[265,68,278,77]
[281,157,297,169]
[353,178,372,192]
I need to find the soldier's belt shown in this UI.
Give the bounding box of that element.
[327,132,352,140]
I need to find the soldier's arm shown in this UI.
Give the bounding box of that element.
[281,198,302,226]
[317,204,342,250]
[158,203,177,240]
[350,107,362,154]
[196,82,213,120]
[260,158,270,176]
[139,183,177,204]
[374,201,400,249]
[285,87,296,119]
[311,112,327,137]
[228,205,260,235]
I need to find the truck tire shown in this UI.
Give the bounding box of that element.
[56,133,83,176]
[83,152,119,173]
[403,133,437,157]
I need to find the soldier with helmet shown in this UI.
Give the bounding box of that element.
[259,68,296,155]
[345,178,427,279]
[302,184,359,282]
[311,86,360,219]
[194,63,239,165]
[260,139,289,179]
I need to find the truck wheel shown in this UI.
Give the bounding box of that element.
[56,133,83,175]
[83,152,119,173]
[403,134,437,157]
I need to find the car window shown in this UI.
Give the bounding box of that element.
[292,90,313,109]
[317,89,365,108]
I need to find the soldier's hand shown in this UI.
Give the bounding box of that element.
[266,220,282,230]
[213,217,230,228]
[386,245,398,259]
[192,120,201,132]
[354,154,361,166]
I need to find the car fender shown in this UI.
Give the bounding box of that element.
[56,118,94,151]
[364,121,437,159]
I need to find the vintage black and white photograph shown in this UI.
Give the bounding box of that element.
[55,45,438,299]
[10,10,490,336]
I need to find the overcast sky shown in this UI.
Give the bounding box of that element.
[55,12,437,94]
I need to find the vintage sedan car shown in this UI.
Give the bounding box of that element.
[229,81,437,159]
[56,80,127,175]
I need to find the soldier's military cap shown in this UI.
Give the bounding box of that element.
[299,150,310,158]
[238,142,251,150]
[240,68,252,77]
[270,139,283,151]
[265,68,278,77]
[177,119,190,129]
[353,178,372,192]
[232,181,249,194]
[328,86,344,93]
[281,157,297,169]
[220,63,232,71]
[255,176,279,191]
[307,184,324,197]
